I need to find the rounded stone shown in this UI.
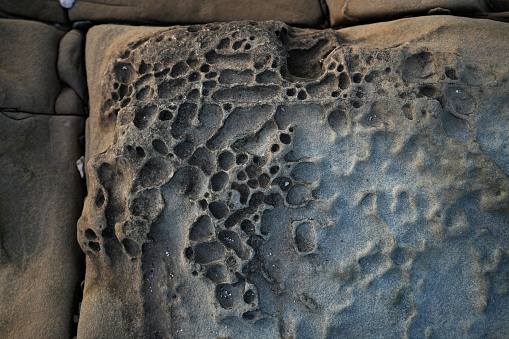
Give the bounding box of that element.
[206,264,228,283]
[209,201,229,219]
[216,282,244,309]
[189,215,214,241]
[286,184,310,205]
[211,171,229,191]
[218,151,235,170]
[294,222,317,253]
[194,241,225,264]
[243,289,256,304]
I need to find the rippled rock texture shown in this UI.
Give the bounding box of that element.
[79,17,509,338]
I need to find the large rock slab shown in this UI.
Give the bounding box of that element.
[326,0,509,27]
[0,19,64,114]
[69,0,325,27]
[0,0,68,24]
[79,17,509,338]
[0,112,85,338]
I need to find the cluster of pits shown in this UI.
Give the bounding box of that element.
[78,21,507,335]
[181,125,323,313]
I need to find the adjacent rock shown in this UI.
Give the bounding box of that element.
[326,0,489,27]
[79,18,509,339]
[55,85,84,115]
[0,19,64,114]
[69,0,325,27]
[0,112,84,339]
[58,29,87,102]
[0,0,67,23]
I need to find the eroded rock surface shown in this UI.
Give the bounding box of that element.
[79,18,509,338]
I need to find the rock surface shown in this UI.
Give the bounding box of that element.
[0,112,85,339]
[0,19,64,114]
[0,0,68,23]
[69,0,325,27]
[326,0,509,27]
[57,29,87,107]
[79,17,509,338]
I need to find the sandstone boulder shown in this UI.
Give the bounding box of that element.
[79,17,509,338]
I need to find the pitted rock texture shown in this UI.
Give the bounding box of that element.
[79,17,509,338]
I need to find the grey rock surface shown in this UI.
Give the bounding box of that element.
[0,112,85,339]
[79,17,509,338]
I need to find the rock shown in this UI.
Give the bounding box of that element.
[55,85,84,115]
[79,18,509,338]
[0,112,84,339]
[69,0,324,27]
[326,0,489,27]
[0,19,64,114]
[0,0,67,23]
[84,24,169,174]
[58,29,87,102]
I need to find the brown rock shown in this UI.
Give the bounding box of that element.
[0,0,67,24]
[0,112,85,339]
[0,19,64,114]
[326,0,489,26]
[79,18,509,338]
[84,24,168,178]
[69,0,325,27]
[58,29,87,102]
[55,85,85,115]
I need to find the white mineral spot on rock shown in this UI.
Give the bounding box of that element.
[76,156,84,178]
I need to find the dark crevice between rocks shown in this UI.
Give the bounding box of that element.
[318,0,331,28]
[72,122,87,339]
[70,261,85,338]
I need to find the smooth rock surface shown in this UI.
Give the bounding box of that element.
[0,0,68,23]
[0,19,64,114]
[326,0,497,26]
[0,112,85,339]
[79,17,509,338]
[55,85,85,115]
[69,0,325,27]
[57,29,87,103]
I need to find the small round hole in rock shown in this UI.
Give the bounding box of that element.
[85,228,97,240]
[297,90,307,100]
[236,153,248,165]
[185,247,194,259]
[88,241,100,252]
[279,134,291,144]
